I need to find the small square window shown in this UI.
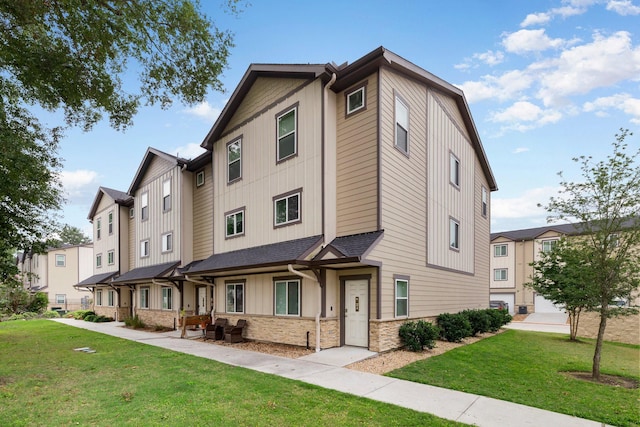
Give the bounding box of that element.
[162,233,173,252]
[450,219,460,250]
[494,244,507,257]
[274,191,300,226]
[55,254,66,267]
[196,170,205,187]
[542,240,557,253]
[277,106,297,162]
[494,269,508,281]
[226,210,244,238]
[346,86,365,115]
[55,294,66,304]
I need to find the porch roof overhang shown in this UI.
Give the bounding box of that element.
[74,271,119,291]
[310,230,384,269]
[111,261,181,285]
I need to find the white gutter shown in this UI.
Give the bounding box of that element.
[288,264,321,352]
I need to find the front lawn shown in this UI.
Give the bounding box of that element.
[389,329,639,427]
[0,320,461,426]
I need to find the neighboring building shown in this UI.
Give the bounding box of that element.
[17,250,48,292]
[45,244,93,311]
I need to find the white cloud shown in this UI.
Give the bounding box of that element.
[502,29,566,54]
[492,187,557,220]
[513,147,530,154]
[490,101,562,131]
[182,101,222,122]
[606,0,640,15]
[474,50,505,66]
[583,93,640,123]
[458,69,534,103]
[521,12,551,27]
[171,142,208,160]
[59,169,99,206]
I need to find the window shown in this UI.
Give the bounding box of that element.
[55,294,66,304]
[395,96,409,153]
[226,282,244,313]
[55,254,65,267]
[274,190,301,226]
[162,233,173,252]
[482,187,488,217]
[141,192,148,221]
[449,218,460,250]
[196,170,205,187]
[395,278,408,317]
[162,179,171,212]
[450,153,460,187]
[542,239,557,253]
[107,290,115,306]
[607,233,620,248]
[107,250,114,265]
[140,239,149,258]
[494,244,507,257]
[277,106,297,161]
[96,253,102,268]
[494,268,508,281]
[274,279,300,316]
[225,209,244,238]
[140,287,149,309]
[96,290,103,306]
[162,287,173,310]
[129,207,134,219]
[227,139,241,183]
[108,211,113,234]
[346,86,365,115]
[96,218,102,239]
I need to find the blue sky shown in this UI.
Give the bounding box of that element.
[53,0,640,237]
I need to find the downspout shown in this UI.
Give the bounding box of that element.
[288,264,321,353]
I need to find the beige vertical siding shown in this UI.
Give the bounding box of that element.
[118,205,130,273]
[192,164,214,260]
[92,195,119,275]
[430,91,471,141]
[180,170,193,266]
[336,74,379,236]
[212,79,323,254]
[490,238,515,289]
[225,77,310,132]
[128,210,135,269]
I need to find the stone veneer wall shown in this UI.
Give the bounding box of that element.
[93,306,128,321]
[578,312,640,345]
[369,317,438,353]
[136,309,178,329]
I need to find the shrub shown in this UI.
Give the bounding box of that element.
[94,316,113,323]
[25,292,49,313]
[67,310,92,320]
[81,311,96,320]
[42,310,60,318]
[437,312,472,342]
[399,320,440,352]
[486,308,512,332]
[124,315,145,329]
[84,314,98,322]
[461,309,491,336]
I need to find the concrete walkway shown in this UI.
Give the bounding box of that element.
[505,313,570,334]
[52,318,607,427]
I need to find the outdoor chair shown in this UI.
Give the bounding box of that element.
[205,317,228,341]
[224,319,247,343]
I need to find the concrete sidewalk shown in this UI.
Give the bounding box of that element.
[52,318,607,427]
[505,312,570,334]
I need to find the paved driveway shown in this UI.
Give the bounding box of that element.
[505,312,570,334]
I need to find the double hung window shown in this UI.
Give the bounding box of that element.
[274,280,300,316]
[277,107,297,161]
[227,139,241,183]
[226,283,244,313]
[274,191,300,226]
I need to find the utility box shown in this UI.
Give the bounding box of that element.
[518,305,528,315]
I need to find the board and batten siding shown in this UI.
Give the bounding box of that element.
[336,74,379,236]
[212,79,324,253]
[92,202,119,274]
[369,67,488,320]
[192,165,214,261]
[118,205,130,274]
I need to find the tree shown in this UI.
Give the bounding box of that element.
[0,1,238,279]
[55,224,92,246]
[541,129,640,380]
[527,238,595,340]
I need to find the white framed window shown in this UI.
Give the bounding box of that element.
[55,294,66,304]
[450,152,460,187]
[274,279,300,316]
[395,95,409,153]
[196,170,205,187]
[227,138,242,183]
[449,218,460,250]
[107,250,115,265]
[494,269,508,281]
[107,290,115,306]
[140,287,149,309]
[542,239,557,253]
[395,277,409,317]
[161,233,173,253]
[225,209,244,238]
[108,211,113,234]
[482,186,488,217]
[162,286,173,310]
[274,190,301,227]
[55,254,65,267]
[226,282,244,313]
[96,290,103,306]
[494,244,507,257]
[96,218,102,240]
[277,106,297,162]
[346,86,366,115]
[96,253,102,268]
[140,239,149,258]
[141,192,149,221]
[162,179,171,212]
[129,207,134,219]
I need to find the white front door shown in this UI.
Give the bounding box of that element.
[197,286,208,315]
[345,280,369,347]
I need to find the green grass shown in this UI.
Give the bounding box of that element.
[389,329,640,427]
[0,321,461,426]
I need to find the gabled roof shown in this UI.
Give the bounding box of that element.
[128,147,189,194]
[315,230,384,260]
[87,186,133,220]
[111,261,181,285]
[490,217,640,242]
[199,46,497,191]
[187,235,323,275]
[75,271,119,289]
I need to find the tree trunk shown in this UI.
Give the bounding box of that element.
[592,310,608,380]
[568,307,581,340]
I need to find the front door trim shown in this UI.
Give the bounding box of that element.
[339,274,371,347]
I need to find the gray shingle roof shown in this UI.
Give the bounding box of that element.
[491,217,639,241]
[320,230,384,258]
[187,235,323,274]
[112,261,180,284]
[76,271,119,287]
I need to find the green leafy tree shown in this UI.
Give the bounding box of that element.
[541,129,640,380]
[53,224,92,246]
[527,238,595,341]
[0,0,238,280]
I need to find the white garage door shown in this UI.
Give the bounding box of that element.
[534,294,564,313]
[490,293,515,315]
